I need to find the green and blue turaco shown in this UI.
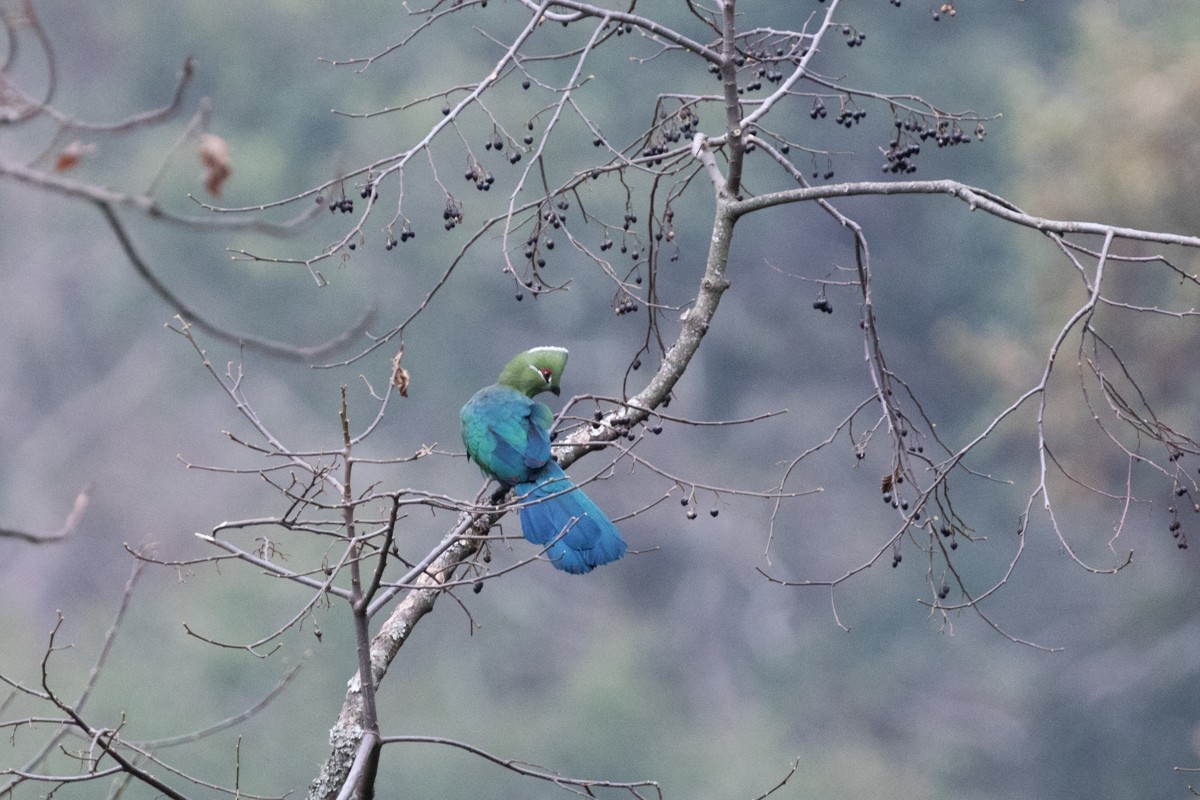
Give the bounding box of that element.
[460,346,627,574]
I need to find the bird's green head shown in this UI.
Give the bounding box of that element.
[497,346,569,398]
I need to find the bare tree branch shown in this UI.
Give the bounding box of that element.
[0,482,90,543]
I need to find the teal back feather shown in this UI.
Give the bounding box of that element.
[460,385,553,484]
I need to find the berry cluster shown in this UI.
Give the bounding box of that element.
[443,198,463,230]
[738,65,778,93]
[881,117,978,174]
[810,164,835,181]
[925,119,974,148]
[881,137,920,175]
[810,97,865,130]
[835,107,866,127]
[661,207,676,241]
[1166,452,1196,549]
[641,136,670,165]
[932,2,956,21]
[543,199,568,230]
[522,238,546,269]
[515,206,573,280]
[384,225,415,251]
[881,487,909,512]
[812,297,833,314]
[328,196,353,214]
[464,164,495,192]
[674,106,698,138]
[880,470,921,522]
[842,25,866,47]
[603,235,635,258]
[649,104,699,153]
[1168,517,1188,548]
[679,496,720,521]
[711,38,804,93]
[750,62,786,89]
[614,292,639,316]
[939,525,959,551]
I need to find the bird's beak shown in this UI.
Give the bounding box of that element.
[550,386,561,396]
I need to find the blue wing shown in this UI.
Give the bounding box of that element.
[461,385,553,485]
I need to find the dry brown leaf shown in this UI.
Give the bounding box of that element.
[198,133,232,196]
[390,345,410,397]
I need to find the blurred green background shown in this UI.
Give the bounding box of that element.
[2,1,1200,798]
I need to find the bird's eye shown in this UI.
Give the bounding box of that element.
[539,368,553,383]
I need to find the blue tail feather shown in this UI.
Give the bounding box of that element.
[516,462,627,574]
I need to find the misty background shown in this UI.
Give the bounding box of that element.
[2,1,1200,798]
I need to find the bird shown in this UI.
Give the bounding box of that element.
[460,346,627,574]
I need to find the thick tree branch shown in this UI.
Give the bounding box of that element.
[728,179,1200,248]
